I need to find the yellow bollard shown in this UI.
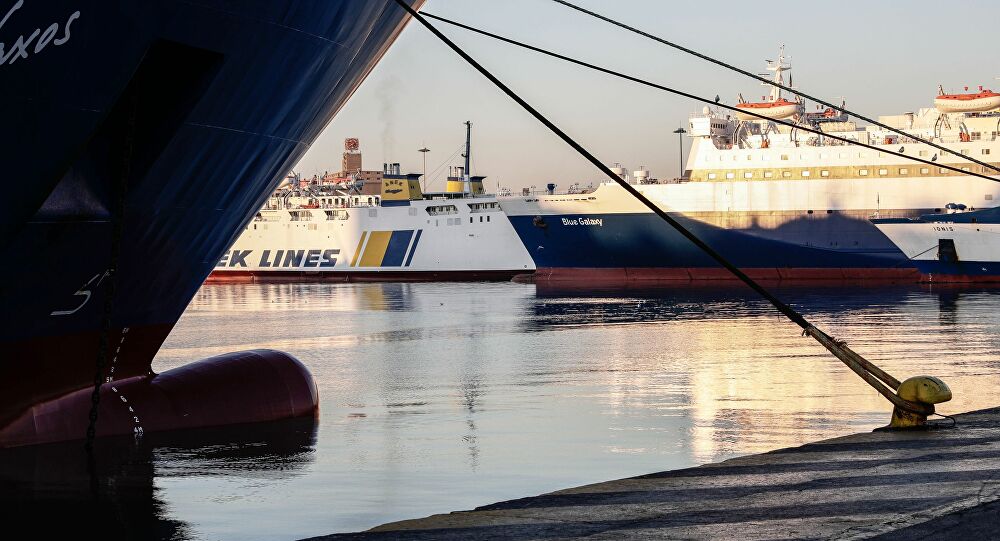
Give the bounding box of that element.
[888,376,952,428]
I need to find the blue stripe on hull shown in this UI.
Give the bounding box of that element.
[381,230,415,267]
[508,212,910,269]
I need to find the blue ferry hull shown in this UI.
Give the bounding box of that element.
[509,212,920,281]
[0,0,418,444]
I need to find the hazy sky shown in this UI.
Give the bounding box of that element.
[295,0,1000,191]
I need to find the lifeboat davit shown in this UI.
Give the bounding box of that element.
[934,88,1000,113]
[735,98,802,121]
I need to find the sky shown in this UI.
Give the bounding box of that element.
[295,0,1000,192]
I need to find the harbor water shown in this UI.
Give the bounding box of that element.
[9,281,1000,539]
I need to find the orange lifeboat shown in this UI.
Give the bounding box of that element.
[735,97,803,121]
[934,85,1000,113]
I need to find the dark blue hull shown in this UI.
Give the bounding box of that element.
[509,211,920,280]
[912,260,1000,281]
[0,0,417,433]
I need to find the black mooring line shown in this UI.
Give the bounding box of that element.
[421,11,1000,185]
[395,1,943,416]
[394,0,810,329]
[551,0,1000,175]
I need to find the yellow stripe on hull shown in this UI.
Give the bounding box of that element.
[358,231,392,267]
[350,231,368,267]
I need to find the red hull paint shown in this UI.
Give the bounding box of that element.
[922,274,1000,283]
[206,269,530,283]
[520,267,922,283]
[0,349,317,448]
[3,324,174,428]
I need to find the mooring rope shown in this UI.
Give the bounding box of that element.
[421,11,1000,185]
[393,0,934,416]
[551,0,1000,175]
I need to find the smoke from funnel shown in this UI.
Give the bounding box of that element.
[376,75,401,161]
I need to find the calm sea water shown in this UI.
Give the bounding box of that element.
[7,281,1000,539]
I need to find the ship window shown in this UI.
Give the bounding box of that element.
[801,170,810,177]
[858,152,867,158]
[878,168,888,176]
[962,166,971,172]
[819,153,828,159]
[726,172,735,179]
[987,194,994,200]
[961,150,969,155]
[919,150,928,157]
[487,215,491,222]
[479,216,483,222]
[708,173,717,180]
[838,153,847,158]
[939,167,947,174]
[921,168,929,174]
[744,172,753,179]
[762,155,770,161]
[899,168,908,175]
[983,149,991,155]
[764,171,774,178]
[780,154,789,160]
[470,216,473,223]
[747,155,753,160]
[859,169,869,176]
[820,170,830,177]
[782,171,791,178]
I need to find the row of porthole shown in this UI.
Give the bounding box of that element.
[704,147,993,163]
[704,165,978,180]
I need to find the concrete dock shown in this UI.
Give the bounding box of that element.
[313,407,1000,540]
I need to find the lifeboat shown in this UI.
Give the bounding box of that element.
[934,86,1000,113]
[735,98,803,121]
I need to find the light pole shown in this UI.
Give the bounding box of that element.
[418,146,430,192]
[672,127,686,179]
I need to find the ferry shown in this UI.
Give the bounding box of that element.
[499,47,1000,281]
[872,206,1000,282]
[209,125,534,282]
[1,0,421,447]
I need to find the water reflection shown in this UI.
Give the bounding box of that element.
[139,282,1000,538]
[0,417,316,540]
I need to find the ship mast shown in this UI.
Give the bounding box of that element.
[764,45,790,102]
[462,120,472,194]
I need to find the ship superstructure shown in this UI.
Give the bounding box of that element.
[211,130,534,282]
[500,48,1000,281]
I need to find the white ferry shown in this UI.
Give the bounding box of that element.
[499,48,1000,281]
[872,205,1000,282]
[210,127,534,282]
